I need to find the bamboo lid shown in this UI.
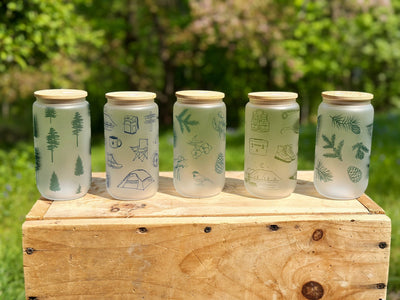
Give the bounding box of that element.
[322,91,373,101]
[34,89,87,100]
[176,90,225,101]
[105,91,156,101]
[248,91,298,101]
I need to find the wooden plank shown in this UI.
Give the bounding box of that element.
[25,199,53,221]
[43,171,369,220]
[358,194,386,214]
[23,214,391,299]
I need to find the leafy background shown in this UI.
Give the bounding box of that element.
[1,0,400,298]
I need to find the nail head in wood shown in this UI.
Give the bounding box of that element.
[25,248,35,255]
[269,225,280,231]
[137,227,148,234]
[204,226,212,233]
[378,242,387,249]
[301,281,324,300]
[376,283,386,289]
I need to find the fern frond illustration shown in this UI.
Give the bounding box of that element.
[352,142,369,160]
[175,109,199,134]
[322,134,344,161]
[315,160,333,182]
[330,114,360,134]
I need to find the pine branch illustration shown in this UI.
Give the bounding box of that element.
[352,142,369,160]
[315,160,333,182]
[175,109,199,133]
[322,134,335,149]
[330,114,360,134]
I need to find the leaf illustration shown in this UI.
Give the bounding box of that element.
[315,160,333,182]
[175,109,199,134]
[330,114,360,134]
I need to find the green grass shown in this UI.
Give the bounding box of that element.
[1,110,399,299]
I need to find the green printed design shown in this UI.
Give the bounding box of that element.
[76,184,82,194]
[274,144,296,163]
[72,112,84,147]
[316,115,322,146]
[212,112,226,138]
[34,147,41,171]
[45,107,56,124]
[347,166,362,183]
[50,171,61,191]
[33,115,39,138]
[282,109,299,119]
[315,161,333,182]
[74,155,84,176]
[175,109,199,134]
[322,134,344,161]
[352,142,369,160]
[46,127,60,163]
[330,114,360,134]
[215,153,224,174]
[366,123,373,137]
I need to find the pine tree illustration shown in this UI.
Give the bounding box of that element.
[72,112,84,147]
[175,109,199,133]
[315,160,333,182]
[74,155,84,176]
[49,171,61,191]
[33,115,39,138]
[46,127,60,163]
[45,107,56,124]
[330,114,360,134]
[34,147,41,171]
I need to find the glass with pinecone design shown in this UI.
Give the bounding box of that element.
[173,90,226,198]
[314,91,374,199]
[244,92,300,198]
[33,89,91,200]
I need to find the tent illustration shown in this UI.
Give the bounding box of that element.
[245,168,280,189]
[117,169,154,190]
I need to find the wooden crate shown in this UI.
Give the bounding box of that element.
[23,171,391,300]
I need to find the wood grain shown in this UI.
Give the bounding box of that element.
[23,214,391,299]
[39,171,373,220]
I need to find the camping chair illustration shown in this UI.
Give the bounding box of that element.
[130,139,148,162]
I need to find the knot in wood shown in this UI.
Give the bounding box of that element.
[312,229,324,241]
[301,281,324,300]
[204,226,212,233]
[376,283,386,289]
[137,227,148,234]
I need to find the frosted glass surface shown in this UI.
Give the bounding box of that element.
[314,102,374,199]
[33,100,91,200]
[104,102,158,200]
[173,101,226,198]
[244,101,299,198]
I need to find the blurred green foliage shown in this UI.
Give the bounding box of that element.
[2,0,400,140]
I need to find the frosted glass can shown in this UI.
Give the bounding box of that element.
[173,90,226,198]
[33,89,91,200]
[244,92,299,198]
[314,91,374,199]
[104,91,158,200]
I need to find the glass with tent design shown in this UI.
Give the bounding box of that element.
[104,91,158,200]
[314,91,374,199]
[33,89,91,200]
[244,92,300,199]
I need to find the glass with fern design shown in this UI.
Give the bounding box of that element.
[314,91,374,199]
[244,92,299,198]
[173,90,226,198]
[33,89,91,200]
